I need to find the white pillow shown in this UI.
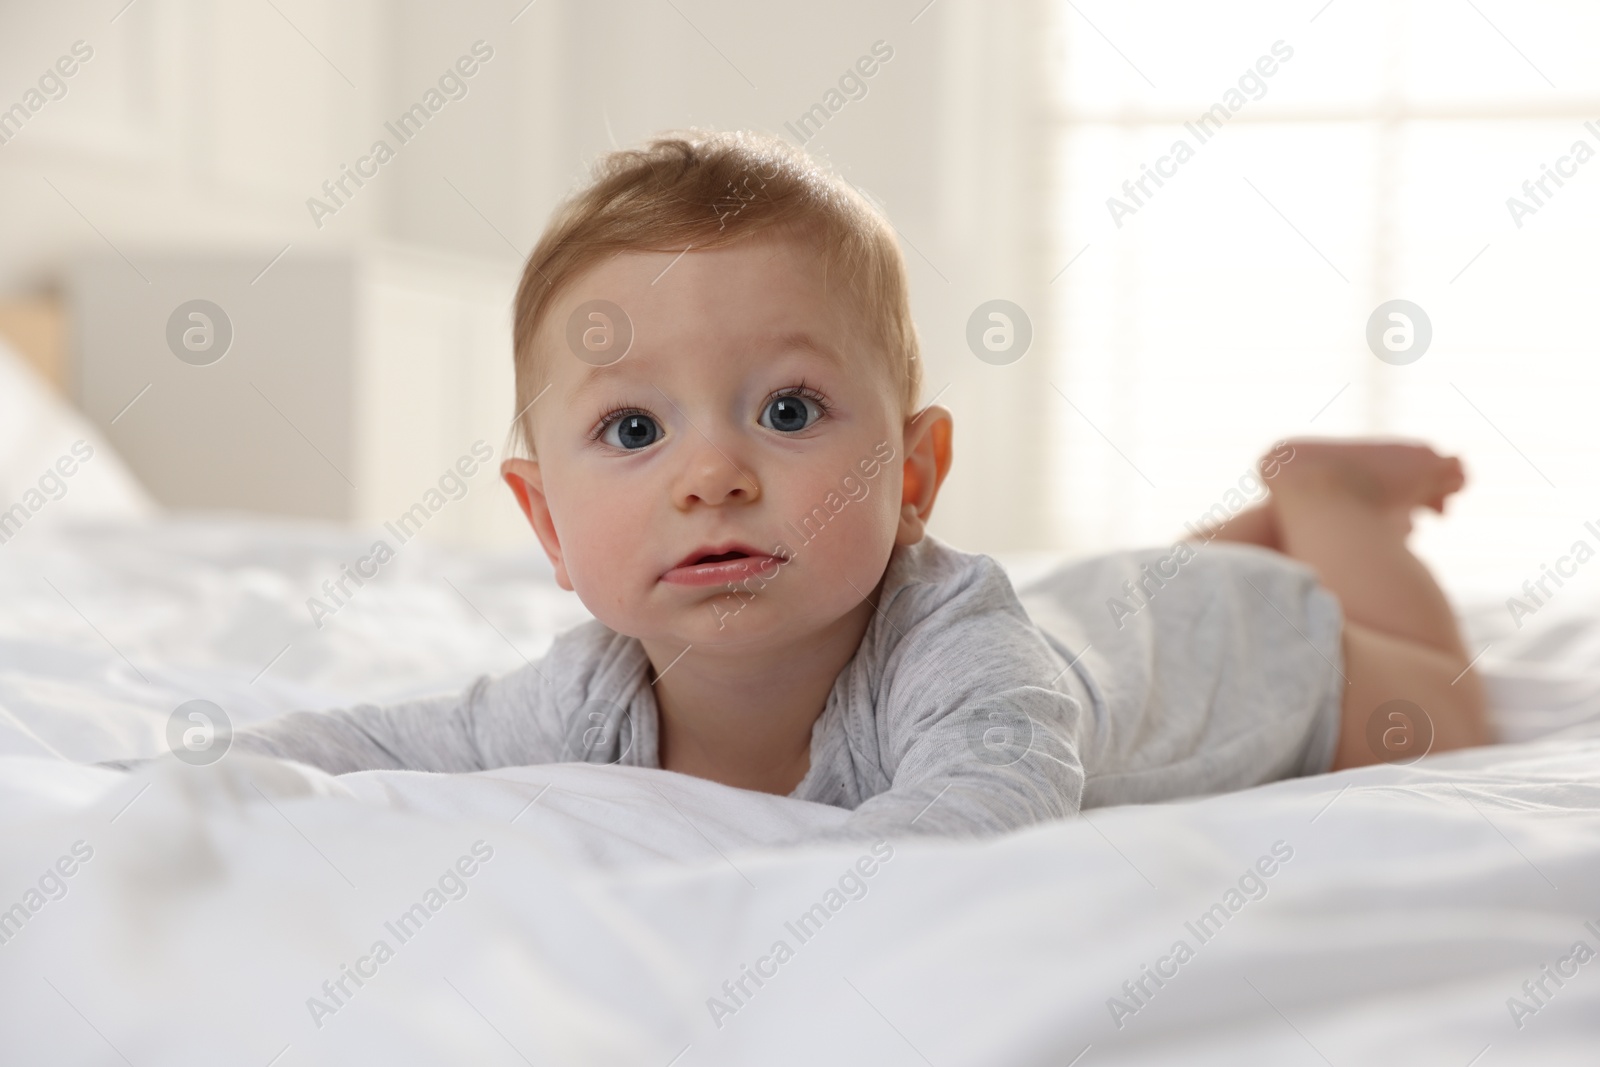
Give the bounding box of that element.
[0,336,156,538]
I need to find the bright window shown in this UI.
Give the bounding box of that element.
[1046,0,1600,597]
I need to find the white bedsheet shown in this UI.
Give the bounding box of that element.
[2,517,1599,1063]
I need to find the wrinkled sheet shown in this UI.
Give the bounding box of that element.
[2,518,1599,1063]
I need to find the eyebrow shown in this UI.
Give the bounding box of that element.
[567,329,845,400]
[764,330,846,368]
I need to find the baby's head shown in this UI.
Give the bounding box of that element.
[501,129,952,655]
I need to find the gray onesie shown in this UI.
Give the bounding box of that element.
[232,535,1344,843]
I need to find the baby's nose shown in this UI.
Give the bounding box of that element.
[672,442,760,508]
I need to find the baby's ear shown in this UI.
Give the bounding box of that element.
[501,458,573,590]
[896,404,954,545]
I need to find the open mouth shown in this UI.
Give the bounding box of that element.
[671,543,765,570]
[692,550,750,565]
[662,543,782,586]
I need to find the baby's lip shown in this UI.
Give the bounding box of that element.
[668,542,770,571]
[661,542,787,586]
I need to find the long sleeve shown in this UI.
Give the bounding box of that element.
[814,684,1085,843]
[233,667,557,774]
[790,540,1090,844]
[232,620,655,776]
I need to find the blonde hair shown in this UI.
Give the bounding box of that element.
[510,128,921,456]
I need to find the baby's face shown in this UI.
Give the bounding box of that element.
[513,234,912,652]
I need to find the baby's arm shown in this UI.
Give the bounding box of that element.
[805,556,1088,843]
[235,677,500,774]
[817,685,1084,842]
[231,622,628,774]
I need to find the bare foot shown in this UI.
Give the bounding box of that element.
[1194,501,1280,549]
[1197,438,1466,550]
[1262,439,1466,532]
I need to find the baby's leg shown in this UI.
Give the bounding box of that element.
[1204,440,1489,769]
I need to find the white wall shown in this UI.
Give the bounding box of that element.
[0,0,386,285]
[0,0,1060,552]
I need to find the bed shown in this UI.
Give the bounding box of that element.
[2,341,1598,1064]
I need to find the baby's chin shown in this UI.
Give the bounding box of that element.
[588,594,864,653]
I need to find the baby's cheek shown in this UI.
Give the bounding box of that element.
[561,527,645,631]
[811,489,898,585]
[552,494,631,587]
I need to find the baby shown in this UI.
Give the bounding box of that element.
[234,130,1490,841]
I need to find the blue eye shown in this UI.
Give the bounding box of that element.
[761,394,822,433]
[603,412,661,450]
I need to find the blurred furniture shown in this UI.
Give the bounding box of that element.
[0,296,67,393]
[70,246,527,548]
